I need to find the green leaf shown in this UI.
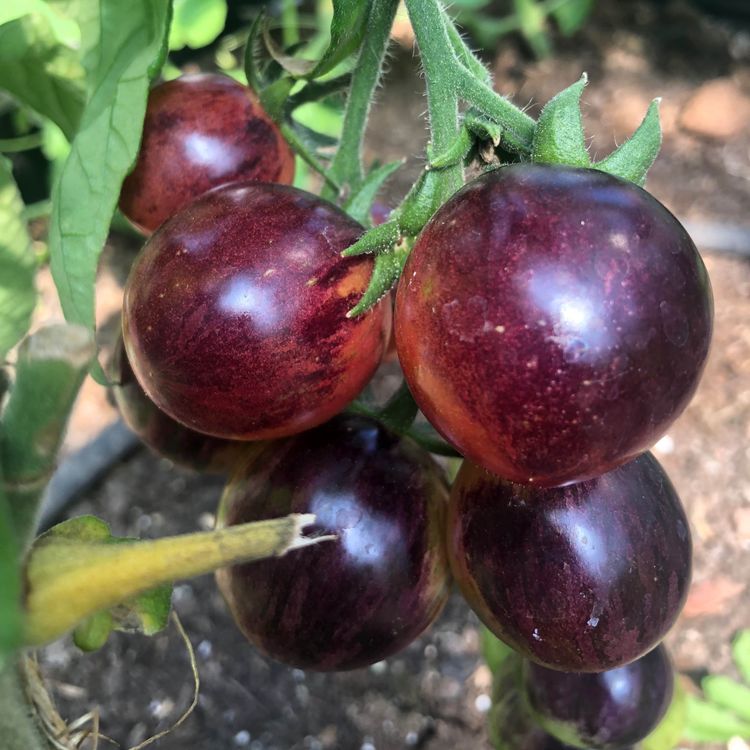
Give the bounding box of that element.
[0,12,85,139]
[702,675,750,721]
[344,161,403,225]
[0,484,22,668]
[347,243,409,318]
[594,99,662,186]
[532,74,590,168]
[481,626,515,675]
[553,0,595,36]
[683,695,750,742]
[0,157,36,361]
[733,630,750,685]
[642,676,687,750]
[49,0,172,334]
[168,0,226,50]
[306,0,374,80]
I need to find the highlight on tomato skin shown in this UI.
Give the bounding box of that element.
[523,645,674,749]
[119,73,295,235]
[395,163,713,487]
[215,414,452,672]
[122,181,391,442]
[447,452,691,673]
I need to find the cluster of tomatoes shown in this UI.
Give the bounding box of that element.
[116,72,713,749]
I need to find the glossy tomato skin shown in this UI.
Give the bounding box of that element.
[523,645,673,749]
[119,74,294,234]
[111,338,258,473]
[396,164,713,487]
[447,453,691,672]
[215,415,451,671]
[123,182,390,441]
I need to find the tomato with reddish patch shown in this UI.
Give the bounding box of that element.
[119,74,294,234]
[396,164,712,487]
[215,415,451,671]
[111,337,257,473]
[122,182,390,441]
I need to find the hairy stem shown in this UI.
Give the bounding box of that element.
[325,0,399,198]
[405,0,463,203]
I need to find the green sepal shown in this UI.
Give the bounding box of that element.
[683,694,750,742]
[702,675,750,722]
[342,220,400,258]
[532,74,590,168]
[733,630,750,685]
[343,160,403,225]
[347,243,409,318]
[593,99,662,186]
[642,676,687,750]
[398,169,442,237]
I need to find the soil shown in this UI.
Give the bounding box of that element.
[35,1,750,748]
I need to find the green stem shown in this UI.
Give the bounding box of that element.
[456,71,536,153]
[325,0,399,199]
[441,5,491,84]
[405,0,463,203]
[281,0,300,47]
[0,325,95,552]
[0,661,51,750]
[0,134,43,153]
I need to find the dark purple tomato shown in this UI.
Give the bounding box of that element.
[523,645,673,749]
[489,655,584,750]
[111,337,258,473]
[122,182,391,441]
[119,73,294,234]
[396,164,713,487]
[215,415,451,671]
[448,452,691,672]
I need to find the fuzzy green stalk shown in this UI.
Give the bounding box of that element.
[324,0,400,199]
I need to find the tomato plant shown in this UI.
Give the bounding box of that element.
[0,0,719,748]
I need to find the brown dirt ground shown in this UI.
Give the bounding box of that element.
[35,1,750,748]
